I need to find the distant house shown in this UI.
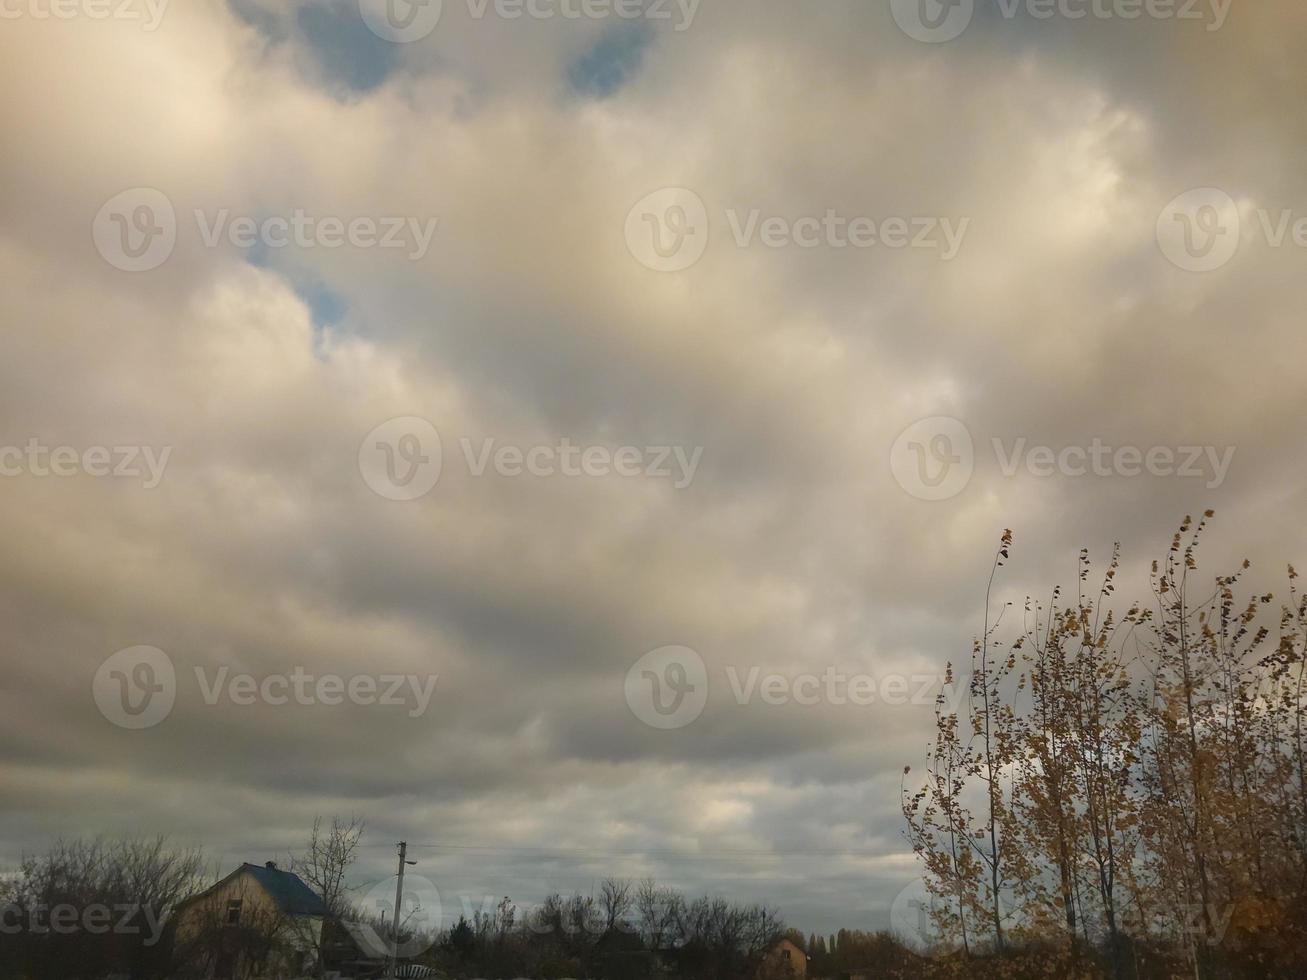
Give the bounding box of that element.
[174,861,327,979]
[592,926,655,980]
[756,937,808,979]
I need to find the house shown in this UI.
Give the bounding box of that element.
[756,938,808,979]
[591,926,655,980]
[174,861,327,979]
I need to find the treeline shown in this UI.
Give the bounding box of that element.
[0,836,206,980]
[903,515,1307,979]
[13,516,1303,980]
[421,879,787,979]
[804,929,926,976]
[0,821,361,980]
[0,831,790,980]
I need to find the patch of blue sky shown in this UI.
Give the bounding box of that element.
[567,21,654,99]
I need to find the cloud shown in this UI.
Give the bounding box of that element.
[1,0,1305,934]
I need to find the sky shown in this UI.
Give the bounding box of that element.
[1,0,1306,941]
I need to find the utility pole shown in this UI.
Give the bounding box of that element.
[388,841,415,979]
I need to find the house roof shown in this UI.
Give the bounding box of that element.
[181,862,328,918]
[237,863,328,916]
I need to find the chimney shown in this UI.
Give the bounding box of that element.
[265,861,277,870]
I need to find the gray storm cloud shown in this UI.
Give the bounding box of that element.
[1,0,1305,934]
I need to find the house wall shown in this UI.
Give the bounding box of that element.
[174,869,322,978]
[759,938,808,979]
[176,872,282,941]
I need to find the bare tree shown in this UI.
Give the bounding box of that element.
[600,877,634,933]
[290,815,364,976]
[2,836,205,980]
[905,514,1307,977]
[635,878,682,950]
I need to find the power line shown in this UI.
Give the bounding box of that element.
[369,872,900,886]
[359,841,896,860]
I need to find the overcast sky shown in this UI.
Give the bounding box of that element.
[2,0,1305,940]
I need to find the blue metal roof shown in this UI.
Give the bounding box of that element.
[240,863,327,916]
